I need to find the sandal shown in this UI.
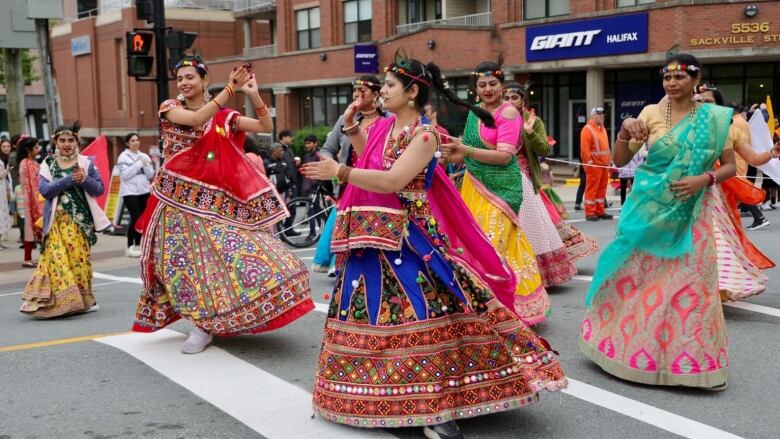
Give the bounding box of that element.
[22,261,37,268]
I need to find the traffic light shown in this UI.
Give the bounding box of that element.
[126,31,154,77]
[166,30,198,72]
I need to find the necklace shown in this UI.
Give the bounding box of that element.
[360,109,378,119]
[184,100,206,111]
[663,100,697,143]
[56,150,77,161]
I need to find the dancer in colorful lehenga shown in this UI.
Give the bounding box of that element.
[440,63,548,324]
[17,136,44,267]
[314,75,385,277]
[132,57,313,354]
[499,82,574,288]
[301,52,566,439]
[581,54,739,390]
[21,123,111,318]
[694,85,779,301]
[504,83,598,265]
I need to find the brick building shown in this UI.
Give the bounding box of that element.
[50,0,780,162]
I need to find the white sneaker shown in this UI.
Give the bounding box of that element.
[126,246,142,258]
[181,327,213,354]
[85,304,99,313]
[327,265,337,278]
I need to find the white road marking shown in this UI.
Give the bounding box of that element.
[96,329,394,439]
[92,272,143,284]
[724,301,780,318]
[567,215,620,224]
[0,281,123,298]
[291,248,317,254]
[562,379,743,439]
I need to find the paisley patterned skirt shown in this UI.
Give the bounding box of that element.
[133,203,314,335]
[710,186,767,301]
[518,172,575,288]
[21,210,96,318]
[579,189,728,388]
[313,221,566,428]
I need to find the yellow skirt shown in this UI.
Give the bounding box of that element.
[460,172,549,324]
[21,210,95,318]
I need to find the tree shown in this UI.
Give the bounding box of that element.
[0,49,41,86]
[2,48,27,136]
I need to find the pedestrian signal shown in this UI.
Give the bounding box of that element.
[126,31,154,77]
[166,30,198,72]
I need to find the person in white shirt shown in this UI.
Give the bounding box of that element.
[117,133,154,257]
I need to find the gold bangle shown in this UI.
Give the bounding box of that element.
[224,84,235,97]
[465,146,473,158]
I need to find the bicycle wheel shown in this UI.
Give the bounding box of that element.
[277,197,325,248]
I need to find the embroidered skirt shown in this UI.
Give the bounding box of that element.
[460,173,549,324]
[518,172,575,288]
[579,188,728,388]
[313,221,566,427]
[21,210,96,318]
[133,203,314,335]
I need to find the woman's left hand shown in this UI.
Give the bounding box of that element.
[670,175,708,200]
[300,155,340,181]
[241,74,259,95]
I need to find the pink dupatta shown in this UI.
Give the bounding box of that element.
[336,115,517,309]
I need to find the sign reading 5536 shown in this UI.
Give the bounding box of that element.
[731,22,771,33]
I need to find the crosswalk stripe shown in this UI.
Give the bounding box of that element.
[96,329,395,439]
[562,379,743,439]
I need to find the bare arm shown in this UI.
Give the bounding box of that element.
[236,75,274,133]
[342,99,367,157]
[301,132,437,194]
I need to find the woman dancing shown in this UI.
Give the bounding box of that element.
[580,54,738,390]
[132,57,313,353]
[302,52,565,439]
[440,62,548,324]
[21,123,111,318]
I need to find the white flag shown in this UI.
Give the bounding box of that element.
[749,111,780,186]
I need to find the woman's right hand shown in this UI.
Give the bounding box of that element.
[620,118,648,142]
[343,97,361,126]
[228,65,251,90]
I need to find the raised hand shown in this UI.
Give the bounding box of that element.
[300,155,340,181]
[523,110,537,133]
[241,74,259,95]
[228,65,251,90]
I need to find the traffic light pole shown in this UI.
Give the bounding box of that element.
[153,0,168,105]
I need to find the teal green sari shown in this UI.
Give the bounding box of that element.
[586,103,733,306]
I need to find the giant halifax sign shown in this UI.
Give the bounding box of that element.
[526,13,648,62]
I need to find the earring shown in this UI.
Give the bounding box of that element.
[203,89,212,102]
[475,95,481,103]
[176,93,185,101]
[407,99,416,109]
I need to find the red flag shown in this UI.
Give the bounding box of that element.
[81,135,111,209]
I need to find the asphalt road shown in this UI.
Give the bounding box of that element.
[2,205,779,439]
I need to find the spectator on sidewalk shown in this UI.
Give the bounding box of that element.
[117,133,154,258]
[580,107,613,221]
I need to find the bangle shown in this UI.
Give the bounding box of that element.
[343,122,360,136]
[224,84,235,97]
[705,171,717,186]
[465,146,473,159]
[255,105,269,117]
[336,164,352,184]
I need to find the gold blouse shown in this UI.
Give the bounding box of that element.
[628,104,738,154]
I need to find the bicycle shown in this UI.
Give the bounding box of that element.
[276,181,335,248]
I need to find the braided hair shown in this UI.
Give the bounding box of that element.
[385,50,495,128]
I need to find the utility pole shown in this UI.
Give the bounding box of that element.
[35,18,61,131]
[152,0,168,105]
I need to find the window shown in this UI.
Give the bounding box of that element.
[78,0,98,18]
[524,0,569,20]
[408,0,425,23]
[344,0,372,44]
[617,0,654,7]
[296,7,320,50]
[300,85,352,127]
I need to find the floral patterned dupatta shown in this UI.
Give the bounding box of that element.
[586,103,733,306]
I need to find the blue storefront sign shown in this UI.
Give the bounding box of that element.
[615,82,664,123]
[526,13,648,62]
[354,44,378,73]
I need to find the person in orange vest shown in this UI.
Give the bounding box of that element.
[580,107,613,221]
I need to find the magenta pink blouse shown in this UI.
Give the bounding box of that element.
[478,102,522,154]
